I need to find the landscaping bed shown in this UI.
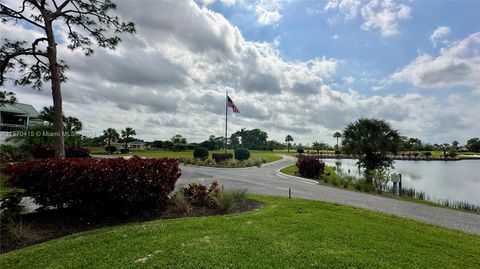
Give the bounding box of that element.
[1,197,262,253]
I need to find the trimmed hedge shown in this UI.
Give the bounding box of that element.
[212,153,233,163]
[31,146,91,159]
[234,148,250,161]
[193,147,209,160]
[296,156,325,178]
[4,156,181,215]
[105,146,117,154]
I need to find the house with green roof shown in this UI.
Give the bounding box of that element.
[0,102,43,132]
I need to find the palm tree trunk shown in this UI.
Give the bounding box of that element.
[45,21,65,158]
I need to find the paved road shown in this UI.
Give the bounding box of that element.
[179,156,480,234]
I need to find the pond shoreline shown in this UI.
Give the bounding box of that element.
[280,152,480,161]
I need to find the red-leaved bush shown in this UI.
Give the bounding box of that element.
[31,146,91,159]
[296,156,325,178]
[4,156,181,215]
[182,181,220,207]
[211,153,233,163]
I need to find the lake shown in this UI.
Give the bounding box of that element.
[322,158,480,205]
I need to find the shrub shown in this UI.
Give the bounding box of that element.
[182,181,220,207]
[234,148,250,161]
[296,156,325,178]
[193,147,209,160]
[368,168,390,193]
[354,181,362,191]
[297,148,304,154]
[211,189,247,211]
[0,145,31,164]
[335,149,341,155]
[0,192,27,241]
[4,157,181,216]
[212,153,233,163]
[30,146,91,159]
[172,190,192,212]
[355,180,374,193]
[105,145,117,154]
[250,157,265,167]
[120,148,130,154]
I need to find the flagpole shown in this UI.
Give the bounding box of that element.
[225,91,228,155]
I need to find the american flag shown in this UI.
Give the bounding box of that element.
[227,95,240,113]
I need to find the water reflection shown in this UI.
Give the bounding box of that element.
[321,159,480,204]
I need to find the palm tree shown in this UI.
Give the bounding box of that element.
[121,127,136,149]
[64,116,83,133]
[64,116,83,146]
[103,128,119,152]
[312,141,322,156]
[40,106,55,124]
[342,118,401,184]
[285,135,293,153]
[333,132,342,148]
[440,143,450,158]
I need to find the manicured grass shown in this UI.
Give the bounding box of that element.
[1,195,479,268]
[90,149,283,163]
[87,146,106,154]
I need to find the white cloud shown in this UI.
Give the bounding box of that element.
[325,0,362,20]
[343,76,355,84]
[255,0,283,26]
[390,32,480,94]
[331,34,340,40]
[3,0,479,145]
[325,0,412,37]
[430,26,451,47]
[220,0,237,6]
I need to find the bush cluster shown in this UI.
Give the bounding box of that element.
[30,146,91,159]
[193,147,209,160]
[4,156,181,216]
[234,148,250,161]
[212,153,233,163]
[182,157,265,167]
[174,181,246,212]
[0,145,31,164]
[105,145,117,154]
[181,181,220,207]
[296,156,325,178]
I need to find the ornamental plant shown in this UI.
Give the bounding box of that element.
[4,156,181,216]
[181,181,220,207]
[234,148,250,161]
[212,153,233,163]
[193,147,209,160]
[296,156,325,178]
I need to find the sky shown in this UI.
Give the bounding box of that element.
[2,0,480,146]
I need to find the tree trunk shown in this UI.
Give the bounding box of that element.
[45,21,65,158]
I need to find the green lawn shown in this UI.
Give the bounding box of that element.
[89,149,283,163]
[1,195,479,268]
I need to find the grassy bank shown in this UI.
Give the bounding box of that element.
[1,195,479,268]
[279,164,478,213]
[89,149,283,163]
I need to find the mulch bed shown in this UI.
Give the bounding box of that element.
[1,198,262,254]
